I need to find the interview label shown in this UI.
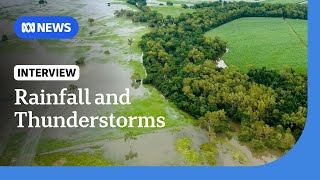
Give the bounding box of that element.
[14,16,79,39]
[14,65,80,81]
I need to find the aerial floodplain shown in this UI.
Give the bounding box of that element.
[0,0,308,167]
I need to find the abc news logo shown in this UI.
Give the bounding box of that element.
[14,16,78,39]
[21,22,72,33]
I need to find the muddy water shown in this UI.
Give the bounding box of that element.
[101,126,208,165]
[228,138,277,166]
[39,125,277,166]
[0,0,149,165]
[41,126,209,166]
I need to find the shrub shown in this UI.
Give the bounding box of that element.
[249,139,266,152]
[68,84,78,92]
[88,18,95,24]
[167,1,173,6]
[176,138,191,153]
[1,34,8,42]
[104,50,111,55]
[181,4,188,9]
[75,57,85,65]
[200,143,217,165]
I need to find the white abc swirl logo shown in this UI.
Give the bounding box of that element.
[21,22,36,33]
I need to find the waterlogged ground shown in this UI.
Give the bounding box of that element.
[0,0,278,166]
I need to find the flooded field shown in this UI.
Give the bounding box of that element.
[0,0,278,166]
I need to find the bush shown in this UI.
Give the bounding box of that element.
[238,125,254,142]
[75,57,85,65]
[249,139,266,152]
[181,4,188,9]
[1,34,8,42]
[104,50,111,55]
[176,138,191,153]
[39,0,47,5]
[200,143,217,165]
[127,0,147,6]
[167,1,173,6]
[88,18,95,24]
[184,150,203,165]
[198,110,229,133]
[68,84,78,92]
[278,130,295,152]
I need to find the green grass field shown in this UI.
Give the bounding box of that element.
[205,17,307,74]
[265,0,307,3]
[34,151,116,166]
[149,6,194,17]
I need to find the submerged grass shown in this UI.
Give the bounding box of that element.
[175,138,218,165]
[115,85,196,135]
[214,137,249,165]
[37,139,75,154]
[176,138,203,165]
[0,40,32,53]
[0,132,26,165]
[34,151,116,166]
[119,59,146,79]
[131,28,150,54]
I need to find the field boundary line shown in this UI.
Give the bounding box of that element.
[283,18,307,48]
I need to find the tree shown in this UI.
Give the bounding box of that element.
[181,4,189,9]
[68,84,78,93]
[128,38,134,60]
[162,63,171,79]
[278,129,295,152]
[75,57,85,65]
[124,131,138,160]
[167,1,173,6]
[131,72,141,82]
[198,110,229,137]
[187,48,205,64]
[1,34,8,42]
[88,18,95,24]
[126,0,147,7]
[39,0,47,5]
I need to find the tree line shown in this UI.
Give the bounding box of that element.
[115,1,308,153]
[126,0,147,7]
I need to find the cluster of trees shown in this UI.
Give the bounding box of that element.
[126,0,147,7]
[117,1,307,153]
[193,1,307,20]
[167,1,173,6]
[115,6,164,27]
[117,1,307,29]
